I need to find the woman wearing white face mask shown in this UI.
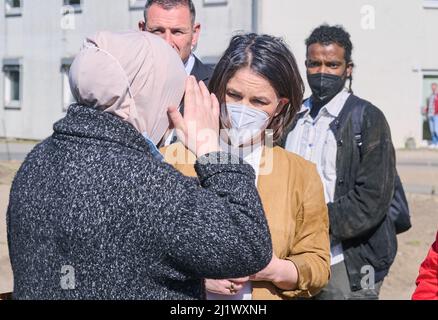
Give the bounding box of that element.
[161,33,330,300]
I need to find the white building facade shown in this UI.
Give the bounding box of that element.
[0,0,254,140]
[1,0,438,148]
[256,0,438,149]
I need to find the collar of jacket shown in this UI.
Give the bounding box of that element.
[191,56,213,83]
[53,104,152,155]
[328,94,360,139]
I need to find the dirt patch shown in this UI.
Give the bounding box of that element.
[380,193,438,300]
[0,161,21,293]
[0,161,21,186]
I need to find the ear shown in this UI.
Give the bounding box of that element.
[191,23,201,50]
[138,21,146,31]
[274,98,290,116]
[346,61,354,78]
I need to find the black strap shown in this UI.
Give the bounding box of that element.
[332,95,369,157]
[350,101,367,157]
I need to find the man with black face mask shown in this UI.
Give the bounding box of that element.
[281,25,397,300]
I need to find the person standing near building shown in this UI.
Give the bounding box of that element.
[426,83,438,148]
[282,24,397,300]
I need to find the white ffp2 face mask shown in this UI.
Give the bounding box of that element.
[224,103,270,147]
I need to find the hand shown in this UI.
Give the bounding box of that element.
[205,277,250,296]
[249,255,281,283]
[168,76,220,158]
[250,255,298,291]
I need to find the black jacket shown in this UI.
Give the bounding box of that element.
[281,95,397,291]
[191,55,213,87]
[179,56,214,117]
[7,105,272,300]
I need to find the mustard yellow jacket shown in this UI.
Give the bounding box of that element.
[160,143,330,299]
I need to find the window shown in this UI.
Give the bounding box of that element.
[3,60,22,110]
[63,0,82,13]
[423,0,438,9]
[129,0,146,10]
[61,58,75,112]
[5,0,22,17]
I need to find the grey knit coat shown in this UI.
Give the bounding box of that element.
[7,105,273,300]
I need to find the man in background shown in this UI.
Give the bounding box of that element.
[139,0,213,146]
[139,0,213,88]
[283,24,397,300]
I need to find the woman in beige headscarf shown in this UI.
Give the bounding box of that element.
[69,30,185,145]
[6,30,273,300]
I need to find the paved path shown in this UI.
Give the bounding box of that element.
[397,149,438,195]
[0,142,37,161]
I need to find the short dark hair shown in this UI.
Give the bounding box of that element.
[305,24,353,63]
[209,33,305,144]
[144,0,196,25]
